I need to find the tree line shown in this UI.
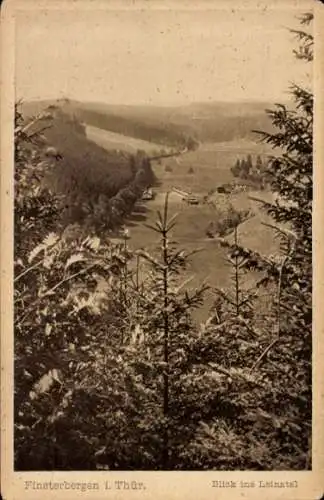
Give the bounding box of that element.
[231,154,268,189]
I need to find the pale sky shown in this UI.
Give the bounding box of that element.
[15,0,313,105]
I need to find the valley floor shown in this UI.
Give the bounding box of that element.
[85,124,278,321]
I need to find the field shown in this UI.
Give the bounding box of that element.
[122,139,277,321]
[83,120,271,195]
[85,124,170,155]
[127,198,277,320]
[151,139,270,192]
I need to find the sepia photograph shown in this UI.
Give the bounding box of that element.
[1,0,323,494]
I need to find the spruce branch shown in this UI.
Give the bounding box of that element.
[15,263,98,326]
[249,236,295,373]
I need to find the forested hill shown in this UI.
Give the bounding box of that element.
[21,104,156,229]
[22,98,277,147]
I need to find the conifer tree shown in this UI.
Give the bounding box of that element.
[135,193,208,468]
[231,158,241,177]
[256,154,263,173]
[240,158,248,179]
[246,154,253,174]
[211,12,313,469]
[253,12,313,350]
[14,105,135,470]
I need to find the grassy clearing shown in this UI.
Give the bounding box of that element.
[152,140,271,193]
[126,195,278,323]
[85,124,170,155]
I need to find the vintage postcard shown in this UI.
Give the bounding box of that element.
[1,0,324,498]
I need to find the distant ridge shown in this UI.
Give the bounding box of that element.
[21,97,282,147]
